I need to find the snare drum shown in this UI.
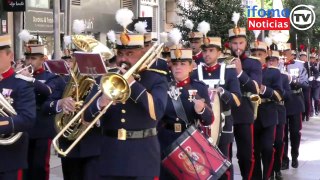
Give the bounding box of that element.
[162,126,231,180]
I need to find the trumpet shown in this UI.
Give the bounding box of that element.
[0,93,23,145]
[52,43,164,156]
[16,65,34,74]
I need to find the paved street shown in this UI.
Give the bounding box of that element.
[49,116,320,180]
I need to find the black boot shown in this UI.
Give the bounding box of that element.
[275,171,283,180]
[281,160,289,170]
[292,158,299,168]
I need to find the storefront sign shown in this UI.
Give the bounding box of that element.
[140,0,158,6]
[2,0,26,12]
[25,10,64,33]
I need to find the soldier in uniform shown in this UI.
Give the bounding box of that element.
[282,43,308,169]
[271,50,292,180]
[188,28,204,65]
[308,52,320,116]
[229,21,262,180]
[42,37,109,180]
[17,31,63,180]
[191,33,241,180]
[158,47,213,179]
[83,8,168,179]
[251,44,283,180]
[0,34,36,179]
[299,47,311,121]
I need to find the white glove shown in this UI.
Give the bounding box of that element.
[15,74,35,83]
[308,76,315,81]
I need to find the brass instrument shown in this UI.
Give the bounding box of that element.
[0,93,23,145]
[53,42,164,156]
[72,35,114,60]
[250,94,261,120]
[54,35,114,141]
[54,64,96,141]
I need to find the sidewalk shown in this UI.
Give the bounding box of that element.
[49,116,320,179]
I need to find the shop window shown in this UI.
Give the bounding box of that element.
[27,0,50,9]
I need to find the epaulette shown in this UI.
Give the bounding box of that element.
[226,64,236,69]
[248,56,261,61]
[157,57,167,62]
[146,68,167,75]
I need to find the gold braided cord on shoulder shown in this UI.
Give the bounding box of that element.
[146,68,168,75]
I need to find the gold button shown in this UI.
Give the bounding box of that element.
[121,118,126,123]
[208,73,211,76]
[121,109,126,114]
[176,117,179,121]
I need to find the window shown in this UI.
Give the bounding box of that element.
[27,0,50,9]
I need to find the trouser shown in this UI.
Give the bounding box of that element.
[218,143,233,180]
[273,124,285,172]
[283,114,302,162]
[0,170,19,180]
[252,121,276,180]
[302,87,310,119]
[24,138,52,180]
[234,124,255,180]
[311,87,320,113]
[61,156,100,180]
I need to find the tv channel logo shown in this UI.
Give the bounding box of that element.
[290,4,316,31]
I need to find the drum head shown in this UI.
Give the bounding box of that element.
[210,91,221,146]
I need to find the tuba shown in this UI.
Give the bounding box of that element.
[54,35,113,141]
[53,42,164,156]
[0,93,23,145]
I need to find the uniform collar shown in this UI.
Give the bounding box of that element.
[193,51,203,60]
[0,67,15,81]
[176,77,191,87]
[284,60,295,65]
[33,67,45,76]
[203,63,220,72]
[240,53,248,61]
[262,64,267,69]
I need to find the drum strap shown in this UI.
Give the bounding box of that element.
[168,82,189,124]
[171,98,189,125]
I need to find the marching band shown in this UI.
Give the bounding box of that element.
[1,7,320,180]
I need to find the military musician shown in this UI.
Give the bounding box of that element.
[16,30,63,180]
[0,34,36,179]
[192,31,241,180]
[282,43,308,170]
[251,43,283,180]
[229,13,262,180]
[83,8,168,179]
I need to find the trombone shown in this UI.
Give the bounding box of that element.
[52,43,164,156]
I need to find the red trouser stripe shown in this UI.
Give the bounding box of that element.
[248,124,255,180]
[45,139,52,180]
[225,143,231,180]
[266,127,276,179]
[17,169,23,180]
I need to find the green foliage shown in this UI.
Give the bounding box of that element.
[284,0,320,50]
[175,0,252,44]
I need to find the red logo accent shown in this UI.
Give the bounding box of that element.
[248,18,290,30]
